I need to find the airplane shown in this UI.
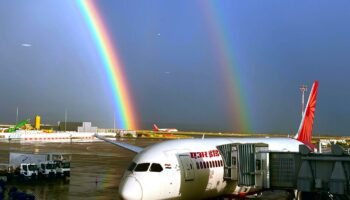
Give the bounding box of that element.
[95,81,319,200]
[153,124,178,132]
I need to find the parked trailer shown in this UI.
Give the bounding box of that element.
[9,153,48,166]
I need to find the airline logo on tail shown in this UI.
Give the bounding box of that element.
[294,81,319,149]
[153,124,178,132]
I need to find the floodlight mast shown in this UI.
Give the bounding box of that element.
[300,84,308,117]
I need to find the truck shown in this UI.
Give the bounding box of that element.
[55,160,70,177]
[52,154,71,178]
[40,153,71,178]
[10,153,56,178]
[15,163,38,180]
[8,153,47,180]
[39,160,57,178]
[5,152,71,179]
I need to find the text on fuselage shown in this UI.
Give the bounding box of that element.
[190,150,220,159]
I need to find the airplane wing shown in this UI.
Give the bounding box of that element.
[94,134,143,153]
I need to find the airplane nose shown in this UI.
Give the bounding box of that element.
[119,176,142,200]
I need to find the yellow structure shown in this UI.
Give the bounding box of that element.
[35,115,41,130]
[24,124,34,130]
[43,129,53,133]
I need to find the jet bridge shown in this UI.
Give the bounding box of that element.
[217,143,269,189]
[217,143,350,199]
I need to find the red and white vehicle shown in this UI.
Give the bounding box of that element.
[96,81,319,200]
[153,124,178,132]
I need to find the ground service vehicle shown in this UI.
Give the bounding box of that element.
[55,160,70,177]
[7,152,71,179]
[8,153,46,180]
[15,163,38,179]
[51,154,71,178]
[39,161,57,178]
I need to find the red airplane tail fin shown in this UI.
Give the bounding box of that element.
[153,124,159,131]
[294,81,319,149]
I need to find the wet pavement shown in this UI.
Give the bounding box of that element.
[0,139,163,200]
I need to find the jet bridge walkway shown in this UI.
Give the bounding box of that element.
[217,143,350,199]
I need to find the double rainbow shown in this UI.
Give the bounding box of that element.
[201,2,250,132]
[77,0,249,131]
[77,0,137,129]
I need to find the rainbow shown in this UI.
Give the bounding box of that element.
[77,0,138,129]
[200,2,250,132]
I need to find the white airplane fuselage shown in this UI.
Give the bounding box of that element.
[157,128,178,133]
[119,137,303,200]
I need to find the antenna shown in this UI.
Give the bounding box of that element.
[16,106,19,124]
[300,84,308,116]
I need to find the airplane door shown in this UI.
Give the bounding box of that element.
[179,155,195,181]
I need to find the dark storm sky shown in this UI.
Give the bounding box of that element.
[1,0,350,135]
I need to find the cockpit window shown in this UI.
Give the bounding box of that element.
[134,163,150,172]
[127,162,137,171]
[150,163,163,172]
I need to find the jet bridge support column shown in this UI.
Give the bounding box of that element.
[296,144,350,197]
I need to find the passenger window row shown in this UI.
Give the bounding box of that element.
[128,162,163,172]
[196,160,223,170]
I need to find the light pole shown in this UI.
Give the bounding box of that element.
[113,112,116,133]
[300,84,308,116]
[65,109,67,132]
[16,106,19,124]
